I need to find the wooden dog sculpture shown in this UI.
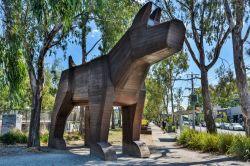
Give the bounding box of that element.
[49,2,185,160]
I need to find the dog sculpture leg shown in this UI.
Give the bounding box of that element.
[88,75,117,160]
[49,71,74,149]
[122,89,150,158]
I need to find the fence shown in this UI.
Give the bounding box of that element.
[0,107,81,133]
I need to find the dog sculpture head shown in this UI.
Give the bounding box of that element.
[128,2,185,64]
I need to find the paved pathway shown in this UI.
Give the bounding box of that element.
[0,123,248,166]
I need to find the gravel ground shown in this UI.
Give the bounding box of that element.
[0,124,249,166]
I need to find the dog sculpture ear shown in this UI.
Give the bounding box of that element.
[69,55,76,68]
[150,7,161,23]
[132,2,152,27]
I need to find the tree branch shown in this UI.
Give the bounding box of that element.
[85,38,102,57]
[199,3,206,47]
[190,4,199,43]
[184,38,201,69]
[163,0,175,19]
[41,23,63,55]
[243,25,250,43]
[187,2,204,56]
[37,23,63,84]
[206,27,231,70]
[176,0,191,11]
[223,0,235,30]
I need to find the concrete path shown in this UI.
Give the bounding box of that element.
[0,123,248,166]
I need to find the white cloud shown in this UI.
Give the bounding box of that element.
[90,29,100,38]
[92,29,99,33]
[135,0,146,4]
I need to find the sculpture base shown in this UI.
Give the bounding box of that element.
[90,142,117,161]
[122,141,150,158]
[48,138,66,150]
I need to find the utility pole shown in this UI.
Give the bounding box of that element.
[187,73,200,130]
[175,73,200,130]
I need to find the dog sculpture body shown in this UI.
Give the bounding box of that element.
[48,2,185,160]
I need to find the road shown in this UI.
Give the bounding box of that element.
[193,126,246,135]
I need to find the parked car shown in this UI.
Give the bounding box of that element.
[228,123,244,131]
[201,122,206,127]
[215,122,221,128]
[183,121,190,126]
[221,123,230,130]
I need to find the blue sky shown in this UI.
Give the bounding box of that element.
[45,4,250,110]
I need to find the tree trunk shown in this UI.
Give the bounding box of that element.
[28,83,42,148]
[232,29,250,136]
[223,0,250,136]
[201,69,217,133]
[111,109,115,129]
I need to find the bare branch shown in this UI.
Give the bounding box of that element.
[49,35,64,48]
[243,25,250,43]
[85,38,102,57]
[184,38,201,69]
[163,0,175,19]
[37,23,63,83]
[206,27,231,70]
[42,23,63,51]
[176,0,191,11]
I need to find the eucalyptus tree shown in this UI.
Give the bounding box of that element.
[145,51,188,122]
[144,77,164,121]
[162,0,230,133]
[1,0,82,148]
[0,0,27,103]
[223,0,250,136]
[214,67,239,108]
[174,88,184,112]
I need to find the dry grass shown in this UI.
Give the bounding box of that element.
[108,128,122,145]
[108,127,153,146]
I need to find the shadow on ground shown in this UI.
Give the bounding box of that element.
[158,137,176,142]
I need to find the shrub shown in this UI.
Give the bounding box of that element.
[228,135,250,161]
[200,133,219,152]
[178,128,250,161]
[141,119,149,126]
[217,133,234,154]
[187,132,204,150]
[40,129,49,144]
[172,126,176,131]
[177,128,196,145]
[40,133,49,144]
[166,125,176,133]
[0,129,27,144]
[64,132,81,141]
